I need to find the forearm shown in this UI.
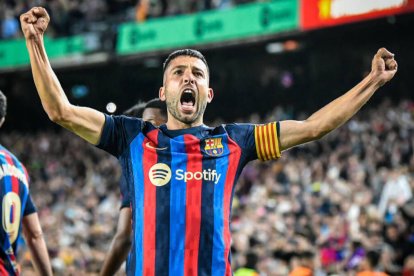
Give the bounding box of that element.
[306,73,382,138]
[26,35,71,122]
[23,213,53,276]
[100,235,131,276]
[25,33,105,145]
[101,208,132,276]
[26,233,53,276]
[279,48,396,151]
[279,73,383,150]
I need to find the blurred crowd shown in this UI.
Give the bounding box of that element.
[230,99,414,276]
[0,98,413,275]
[1,0,259,39]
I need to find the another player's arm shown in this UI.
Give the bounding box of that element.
[22,213,53,276]
[20,7,104,145]
[279,48,397,151]
[100,207,132,276]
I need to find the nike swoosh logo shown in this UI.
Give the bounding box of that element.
[145,142,168,151]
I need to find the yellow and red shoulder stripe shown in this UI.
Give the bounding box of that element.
[254,122,281,161]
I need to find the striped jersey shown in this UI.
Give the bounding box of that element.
[0,145,36,275]
[97,115,281,276]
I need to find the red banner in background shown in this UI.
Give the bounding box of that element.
[301,0,414,30]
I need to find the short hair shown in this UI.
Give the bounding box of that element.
[123,98,167,118]
[123,101,146,117]
[0,90,7,120]
[366,250,381,268]
[299,251,314,260]
[163,49,209,75]
[145,98,167,118]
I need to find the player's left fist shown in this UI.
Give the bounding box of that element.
[371,47,398,86]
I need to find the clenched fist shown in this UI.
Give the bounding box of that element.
[20,7,50,40]
[371,48,398,87]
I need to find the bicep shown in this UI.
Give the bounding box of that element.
[117,208,132,236]
[279,120,319,151]
[60,105,105,145]
[22,213,42,239]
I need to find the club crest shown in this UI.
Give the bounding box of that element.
[204,138,224,156]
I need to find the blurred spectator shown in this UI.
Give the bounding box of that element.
[403,255,414,276]
[356,250,389,276]
[378,168,412,219]
[1,5,20,39]
[289,251,314,276]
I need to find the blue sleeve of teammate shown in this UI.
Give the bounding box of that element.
[23,194,37,216]
[119,172,130,209]
[97,114,143,157]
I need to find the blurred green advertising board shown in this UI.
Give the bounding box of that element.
[0,35,85,69]
[117,0,298,55]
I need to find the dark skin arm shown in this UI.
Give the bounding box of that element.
[100,207,132,276]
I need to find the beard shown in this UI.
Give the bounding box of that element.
[165,96,207,125]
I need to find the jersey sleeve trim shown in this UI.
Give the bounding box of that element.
[254,122,281,161]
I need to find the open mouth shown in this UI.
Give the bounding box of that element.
[180,89,196,112]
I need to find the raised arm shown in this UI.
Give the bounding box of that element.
[279,48,397,151]
[22,213,53,276]
[20,7,104,145]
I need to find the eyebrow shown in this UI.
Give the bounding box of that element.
[170,65,205,74]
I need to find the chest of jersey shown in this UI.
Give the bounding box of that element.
[137,131,237,189]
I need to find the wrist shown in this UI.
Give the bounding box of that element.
[366,72,385,89]
[26,33,44,44]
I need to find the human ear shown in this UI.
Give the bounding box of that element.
[207,88,214,103]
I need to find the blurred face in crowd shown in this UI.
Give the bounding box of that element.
[160,55,213,128]
[366,222,383,247]
[143,107,167,126]
[385,224,399,241]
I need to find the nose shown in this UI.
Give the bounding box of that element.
[183,72,195,85]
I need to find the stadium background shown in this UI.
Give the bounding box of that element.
[1,0,414,275]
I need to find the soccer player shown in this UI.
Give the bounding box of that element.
[101,99,167,276]
[20,7,397,275]
[0,91,53,276]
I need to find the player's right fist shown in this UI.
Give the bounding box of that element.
[20,7,50,40]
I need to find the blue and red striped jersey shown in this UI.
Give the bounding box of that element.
[0,145,36,276]
[98,115,281,276]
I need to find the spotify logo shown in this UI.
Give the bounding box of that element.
[149,163,171,186]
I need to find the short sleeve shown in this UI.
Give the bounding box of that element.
[23,194,37,216]
[97,114,143,157]
[225,122,281,162]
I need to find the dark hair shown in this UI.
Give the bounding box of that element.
[145,98,167,118]
[163,49,209,75]
[123,98,167,118]
[366,250,381,268]
[244,251,258,269]
[0,90,7,120]
[299,251,315,260]
[123,101,146,117]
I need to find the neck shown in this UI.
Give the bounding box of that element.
[165,117,204,130]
